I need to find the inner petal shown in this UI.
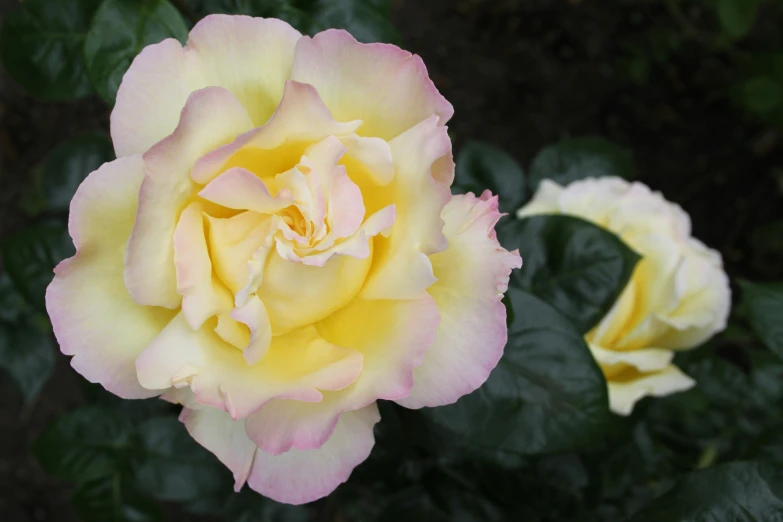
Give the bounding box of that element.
[257,247,374,335]
[207,211,273,295]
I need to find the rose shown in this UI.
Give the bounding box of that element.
[517,177,730,415]
[45,15,521,504]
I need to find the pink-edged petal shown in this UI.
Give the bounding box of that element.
[230,295,272,365]
[112,15,301,157]
[174,202,233,330]
[46,156,175,398]
[125,87,254,309]
[327,168,365,239]
[241,292,436,457]
[291,29,453,140]
[318,295,439,401]
[361,116,453,300]
[199,167,293,213]
[397,192,522,408]
[192,81,361,184]
[135,315,363,418]
[281,204,396,267]
[179,405,256,492]
[247,403,380,504]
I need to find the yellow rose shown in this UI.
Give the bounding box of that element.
[518,177,730,415]
[46,15,521,504]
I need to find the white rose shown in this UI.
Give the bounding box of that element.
[518,177,731,414]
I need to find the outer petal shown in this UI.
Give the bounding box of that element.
[245,293,438,455]
[589,344,673,374]
[112,15,301,157]
[179,400,379,503]
[607,365,695,415]
[179,404,256,491]
[247,403,380,504]
[360,116,453,300]
[124,87,254,309]
[46,157,175,398]
[652,239,731,349]
[397,192,522,408]
[290,29,453,140]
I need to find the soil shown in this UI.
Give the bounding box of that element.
[2,1,782,521]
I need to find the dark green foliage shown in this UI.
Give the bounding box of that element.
[425,289,612,456]
[0,0,102,100]
[0,222,74,311]
[501,215,640,333]
[84,0,189,104]
[24,132,115,215]
[454,140,527,213]
[528,137,634,192]
[186,0,399,43]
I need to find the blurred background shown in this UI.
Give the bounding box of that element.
[2,1,783,521]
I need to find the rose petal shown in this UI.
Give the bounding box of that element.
[360,116,453,300]
[46,156,175,398]
[230,295,272,365]
[250,294,438,453]
[124,87,254,309]
[174,202,233,330]
[179,404,256,492]
[291,29,453,140]
[179,400,379,503]
[397,192,521,408]
[257,247,373,334]
[207,212,272,295]
[588,344,673,374]
[135,315,362,418]
[112,15,301,157]
[607,365,695,416]
[191,81,361,184]
[198,167,293,213]
[247,403,380,504]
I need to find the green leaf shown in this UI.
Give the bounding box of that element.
[717,0,759,40]
[628,461,783,521]
[528,137,634,193]
[425,288,611,455]
[500,214,641,333]
[0,0,100,100]
[27,132,115,215]
[72,474,164,522]
[0,223,75,312]
[0,318,54,403]
[132,416,229,501]
[454,141,527,213]
[34,407,133,483]
[740,280,783,361]
[84,0,189,104]
[310,0,401,43]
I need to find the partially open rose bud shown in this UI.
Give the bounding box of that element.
[46,15,521,504]
[518,177,730,415]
